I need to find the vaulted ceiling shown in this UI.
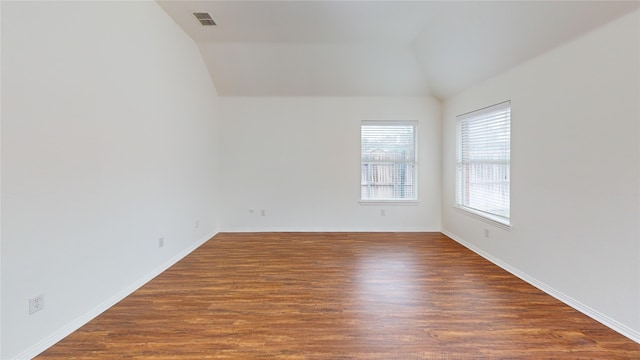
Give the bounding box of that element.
[157,1,639,100]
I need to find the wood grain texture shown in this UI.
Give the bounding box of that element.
[37,232,640,359]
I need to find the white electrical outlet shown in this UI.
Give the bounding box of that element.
[29,294,45,315]
[484,229,490,238]
[195,219,200,229]
[380,209,386,216]
[159,237,165,248]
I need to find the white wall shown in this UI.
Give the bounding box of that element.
[220,97,441,232]
[442,10,640,340]
[1,2,221,358]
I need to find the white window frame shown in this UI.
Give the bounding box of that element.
[360,120,418,203]
[456,101,511,227]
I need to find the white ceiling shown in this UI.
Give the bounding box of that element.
[157,1,639,99]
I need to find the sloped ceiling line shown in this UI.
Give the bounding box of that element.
[157,0,639,100]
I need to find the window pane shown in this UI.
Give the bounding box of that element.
[361,122,417,201]
[456,102,510,222]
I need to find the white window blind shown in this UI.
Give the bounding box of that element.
[361,121,417,201]
[456,101,511,224]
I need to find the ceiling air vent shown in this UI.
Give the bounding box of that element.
[193,12,216,26]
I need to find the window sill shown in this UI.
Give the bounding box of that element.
[360,200,420,206]
[455,206,512,230]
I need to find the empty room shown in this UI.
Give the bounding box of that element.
[1,0,640,358]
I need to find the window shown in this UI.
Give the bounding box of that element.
[456,101,511,225]
[361,121,417,201]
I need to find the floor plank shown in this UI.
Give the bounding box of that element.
[37,232,640,359]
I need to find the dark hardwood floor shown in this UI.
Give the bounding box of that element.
[37,232,640,359]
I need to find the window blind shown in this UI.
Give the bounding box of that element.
[456,102,510,223]
[361,121,417,201]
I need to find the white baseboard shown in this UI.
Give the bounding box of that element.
[441,229,640,344]
[220,227,441,233]
[15,231,217,360]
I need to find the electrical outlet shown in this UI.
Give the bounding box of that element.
[159,237,165,248]
[29,294,45,315]
[195,219,200,229]
[484,229,490,238]
[380,209,386,216]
